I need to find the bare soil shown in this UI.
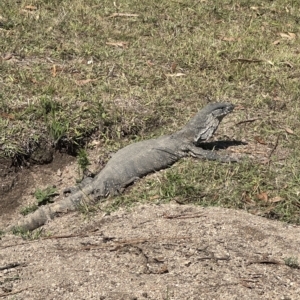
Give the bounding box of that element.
[0,153,300,299]
[0,152,75,226]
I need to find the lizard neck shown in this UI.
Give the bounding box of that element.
[171,127,196,144]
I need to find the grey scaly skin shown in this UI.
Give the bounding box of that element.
[9,102,236,231]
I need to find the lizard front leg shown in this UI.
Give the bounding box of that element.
[187,144,238,162]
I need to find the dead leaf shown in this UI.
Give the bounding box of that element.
[242,192,254,204]
[0,112,15,120]
[165,73,186,77]
[265,60,274,66]
[52,65,56,77]
[288,32,296,39]
[285,127,294,135]
[273,40,281,45]
[20,10,32,14]
[171,62,177,73]
[146,60,154,67]
[220,36,236,42]
[279,32,296,40]
[254,136,266,145]
[75,79,97,86]
[108,13,139,18]
[281,61,293,68]
[24,5,37,11]
[3,53,12,60]
[279,32,291,39]
[149,195,160,201]
[250,6,259,10]
[269,196,283,203]
[257,192,268,202]
[90,140,101,147]
[106,41,128,48]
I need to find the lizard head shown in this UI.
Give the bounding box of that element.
[192,102,235,144]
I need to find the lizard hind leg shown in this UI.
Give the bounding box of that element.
[92,176,140,201]
[118,176,140,194]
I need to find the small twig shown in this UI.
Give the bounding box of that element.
[82,236,191,251]
[108,13,139,18]
[109,237,184,251]
[235,118,261,126]
[247,259,282,266]
[42,228,99,240]
[42,233,90,240]
[268,134,280,160]
[0,287,31,298]
[0,241,36,250]
[162,213,204,219]
[0,262,24,271]
[239,279,260,289]
[240,279,259,283]
[107,64,116,78]
[1,230,99,249]
[231,58,262,63]
[198,254,230,262]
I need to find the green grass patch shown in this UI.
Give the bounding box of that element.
[20,186,58,216]
[34,186,58,206]
[284,257,300,269]
[12,226,43,240]
[20,204,38,216]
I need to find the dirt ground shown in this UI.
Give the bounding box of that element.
[1,153,300,300]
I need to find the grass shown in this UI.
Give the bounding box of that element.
[20,186,58,216]
[284,257,300,269]
[1,0,300,223]
[20,204,38,216]
[12,226,43,240]
[77,148,91,179]
[34,186,58,205]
